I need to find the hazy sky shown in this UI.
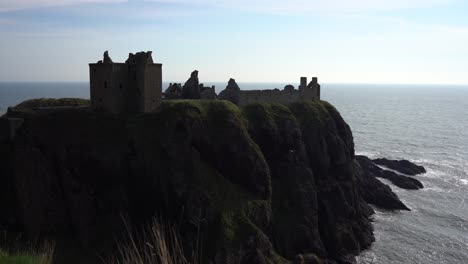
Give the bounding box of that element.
[0,0,467,84]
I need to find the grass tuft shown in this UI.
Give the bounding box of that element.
[108,217,200,264]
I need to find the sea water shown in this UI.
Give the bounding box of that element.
[0,82,467,263]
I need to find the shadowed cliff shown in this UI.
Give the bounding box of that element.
[0,99,408,263]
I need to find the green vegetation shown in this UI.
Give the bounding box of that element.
[159,99,246,127]
[111,218,199,264]
[0,234,54,264]
[11,98,90,112]
[0,247,53,264]
[288,100,332,128]
[150,100,277,261]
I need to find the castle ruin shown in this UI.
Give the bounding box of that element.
[89,51,162,113]
[89,51,320,113]
[164,71,321,107]
[223,76,321,107]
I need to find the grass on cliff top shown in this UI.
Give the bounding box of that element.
[159,99,244,123]
[0,249,53,264]
[11,98,90,112]
[242,102,297,130]
[288,100,335,127]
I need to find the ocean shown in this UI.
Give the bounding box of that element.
[1,82,467,263]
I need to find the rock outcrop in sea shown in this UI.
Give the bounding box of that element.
[357,156,424,190]
[372,158,427,176]
[0,99,425,264]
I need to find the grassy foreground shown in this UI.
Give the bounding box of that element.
[0,240,54,264]
[0,250,52,264]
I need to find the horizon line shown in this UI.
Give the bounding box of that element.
[0,80,467,86]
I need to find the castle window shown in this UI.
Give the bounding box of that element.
[119,83,122,90]
[99,98,103,103]
[133,74,137,81]
[104,81,108,89]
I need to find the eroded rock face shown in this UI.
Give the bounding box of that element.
[355,156,411,210]
[182,70,201,99]
[381,170,424,189]
[0,100,398,264]
[372,158,426,176]
[244,102,374,262]
[357,156,424,190]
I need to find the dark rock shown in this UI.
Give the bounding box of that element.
[355,156,410,210]
[164,83,183,99]
[358,156,423,190]
[361,156,424,190]
[182,70,200,99]
[218,78,241,105]
[244,101,374,261]
[1,100,395,263]
[381,170,424,190]
[372,158,426,176]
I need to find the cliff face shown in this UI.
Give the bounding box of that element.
[1,100,376,263]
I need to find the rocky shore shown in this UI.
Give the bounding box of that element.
[0,99,426,264]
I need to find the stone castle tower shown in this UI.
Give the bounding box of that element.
[89,51,162,113]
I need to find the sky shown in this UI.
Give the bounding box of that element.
[0,0,467,84]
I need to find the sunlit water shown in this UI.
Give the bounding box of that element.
[1,82,467,263]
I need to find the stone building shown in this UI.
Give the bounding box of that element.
[219,76,321,107]
[89,51,162,113]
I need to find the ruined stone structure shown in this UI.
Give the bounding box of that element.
[164,70,321,106]
[219,76,321,107]
[89,51,162,113]
[164,71,217,100]
[182,70,201,99]
[164,83,183,99]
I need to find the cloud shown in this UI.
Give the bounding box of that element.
[153,0,461,14]
[0,0,126,12]
[153,0,457,14]
[0,0,457,14]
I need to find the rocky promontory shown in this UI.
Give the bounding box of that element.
[0,99,423,264]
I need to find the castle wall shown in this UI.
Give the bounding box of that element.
[220,77,320,107]
[238,89,302,107]
[237,86,319,107]
[143,64,162,112]
[90,64,114,112]
[89,62,162,113]
[111,64,130,112]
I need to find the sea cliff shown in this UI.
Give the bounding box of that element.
[0,99,410,263]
